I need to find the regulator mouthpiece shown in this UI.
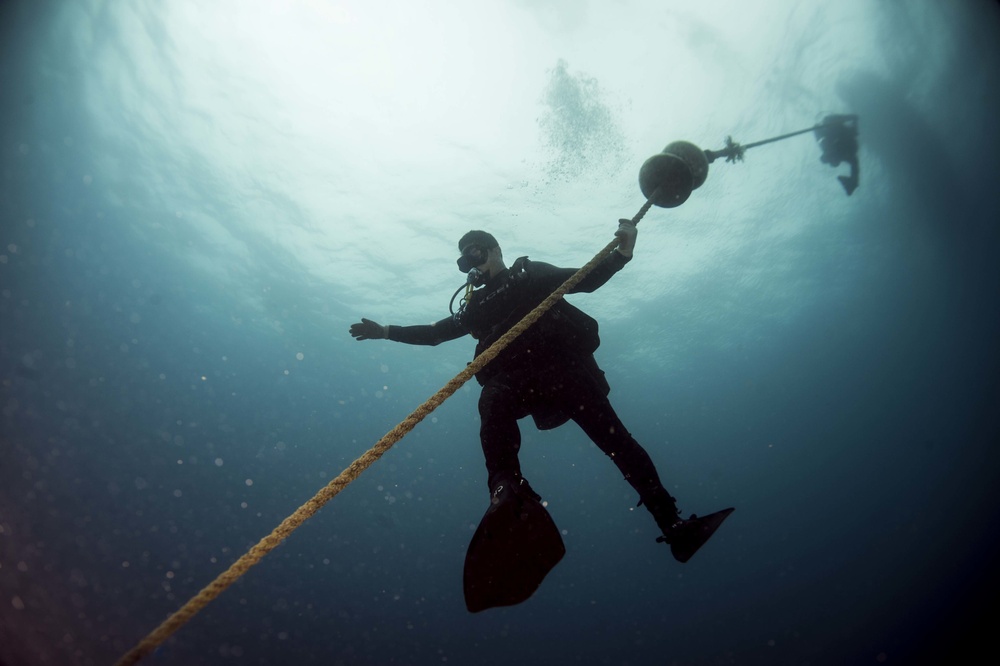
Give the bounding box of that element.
[467,267,486,287]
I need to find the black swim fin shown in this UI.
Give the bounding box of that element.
[463,482,565,613]
[658,507,734,563]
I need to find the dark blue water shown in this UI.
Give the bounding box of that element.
[2,1,999,665]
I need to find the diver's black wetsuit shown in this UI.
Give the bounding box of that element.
[387,249,674,512]
[816,114,860,195]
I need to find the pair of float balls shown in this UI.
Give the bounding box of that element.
[638,141,711,208]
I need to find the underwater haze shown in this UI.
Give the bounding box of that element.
[2,1,1000,664]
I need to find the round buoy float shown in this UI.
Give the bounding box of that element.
[638,140,710,208]
[638,152,693,208]
[663,140,709,190]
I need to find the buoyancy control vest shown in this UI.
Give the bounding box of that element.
[462,256,607,390]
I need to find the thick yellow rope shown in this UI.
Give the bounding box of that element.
[116,201,656,666]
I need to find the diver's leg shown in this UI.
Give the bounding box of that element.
[567,387,681,533]
[840,157,859,195]
[478,375,532,492]
[568,387,736,560]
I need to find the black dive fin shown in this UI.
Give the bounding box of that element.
[659,507,735,563]
[463,494,565,613]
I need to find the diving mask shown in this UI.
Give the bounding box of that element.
[457,244,490,274]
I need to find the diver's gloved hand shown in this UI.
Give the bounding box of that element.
[349,318,388,341]
[615,219,637,258]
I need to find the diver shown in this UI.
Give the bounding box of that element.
[815,114,860,195]
[349,221,733,611]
